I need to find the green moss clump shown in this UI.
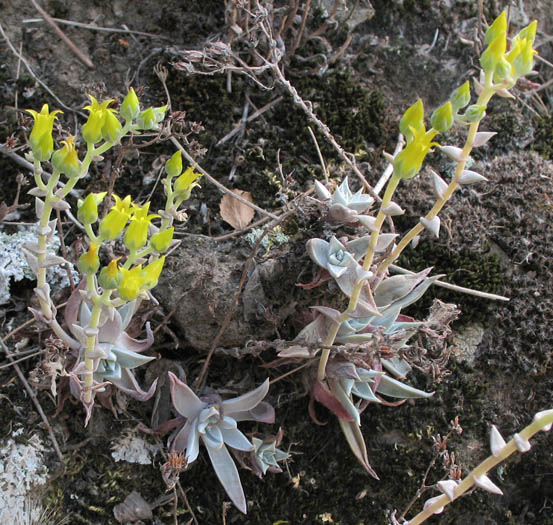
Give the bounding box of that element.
[397,242,506,325]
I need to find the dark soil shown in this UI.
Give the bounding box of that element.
[1,1,553,524]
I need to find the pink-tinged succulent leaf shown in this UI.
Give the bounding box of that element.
[326,360,362,381]
[222,378,270,416]
[375,374,433,399]
[313,380,355,422]
[230,401,275,423]
[472,474,503,495]
[293,315,330,346]
[338,418,379,479]
[346,236,371,260]
[116,322,154,353]
[168,371,205,419]
[112,368,158,401]
[419,216,441,238]
[171,419,194,454]
[97,310,123,344]
[205,442,247,514]
[423,495,445,514]
[437,479,458,501]
[310,306,342,323]
[314,179,331,201]
[335,267,380,317]
[533,409,553,431]
[329,379,360,425]
[110,347,155,369]
[374,269,431,308]
[64,280,88,332]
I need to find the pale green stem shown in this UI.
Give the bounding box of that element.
[377,81,498,277]
[407,410,553,525]
[316,176,401,382]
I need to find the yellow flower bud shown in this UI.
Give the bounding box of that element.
[150,227,174,253]
[77,192,107,224]
[449,81,470,111]
[399,99,425,143]
[485,11,507,45]
[430,101,454,133]
[136,105,167,130]
[51,136,81,177]
[102,110,123,142]
[117,265,144,301]
[98,258,122,289]
[120,87,140,121]
[141,256,165,290]
[26,104,62,161]
[165,151,183,178]
[78,243,100,275]
[98,194,132,241]
[480,33,507,73]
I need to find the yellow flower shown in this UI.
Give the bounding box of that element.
[124,202,160,252]
[174,167,202,200]
[141,256,165,290]
[82,95,119,144]
[98,258,122,289]
[77,192,106,225]
[120,87,140,121]
[117,265,144,301]
[78,243,100,275]
[26,104,62,161]
[393,127,439,180]
[98,194,132,241]
[51,136,81,177]
[506,22,538,80]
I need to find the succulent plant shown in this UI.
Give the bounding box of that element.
[168,373,275,513]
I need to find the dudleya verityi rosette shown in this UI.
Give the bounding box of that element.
[168,372,275,514]
[315,177,374,223]
[64,281,157,407]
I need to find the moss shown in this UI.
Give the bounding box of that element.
[397,241,506,325]
[533,115,553,160]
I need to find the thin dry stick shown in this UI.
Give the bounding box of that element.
[194,227,272,392]
[0,349,46,370]
[389,264,510,302]
[30,0,94,69]
[0,337,64,464]
[22,17,171,39]
[308,126,328,183]
[169,136,279,221]
[269,360,312,385]
[217,95,283,145]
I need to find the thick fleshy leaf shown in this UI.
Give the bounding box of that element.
[172,419,193,453]
[203,426,224,449]
[204,443,247,514]
[381,202,404,216]
[473,131,497,147]
[98,361,122,381]
[221,426,254,451]
[357,215,378,232]
[490,425,507,457]
[313,380,355,422]
[110,347,156,369]
[314,180,331,200]
[437,479,458,501]
[230,401,275,423]
[374,269,431,307]
[472,474,503,495]
[338,418,379,479]
[116,322,154,354]
[311,306,342,323]
[441,145,466,162]
[382,357,412,379]
[347,236,371,261]
[222,378,270,416]
[457,170,487,185]
[513,433,531,452]
[168,371,205,419]
[351,381,381,403]
[110,368,158,401]
[430,170,448,200]
[375,374,433,399]
[419,216,440,238]
[375,234,398,252]
[329,379,360,425]
[185,422,200,463]
[534,409,553,431]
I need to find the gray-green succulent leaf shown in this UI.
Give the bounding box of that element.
[168,372,274,514]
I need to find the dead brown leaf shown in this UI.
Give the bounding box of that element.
[219,190,255,229]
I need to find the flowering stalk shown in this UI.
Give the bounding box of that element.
[406,409,553,525]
